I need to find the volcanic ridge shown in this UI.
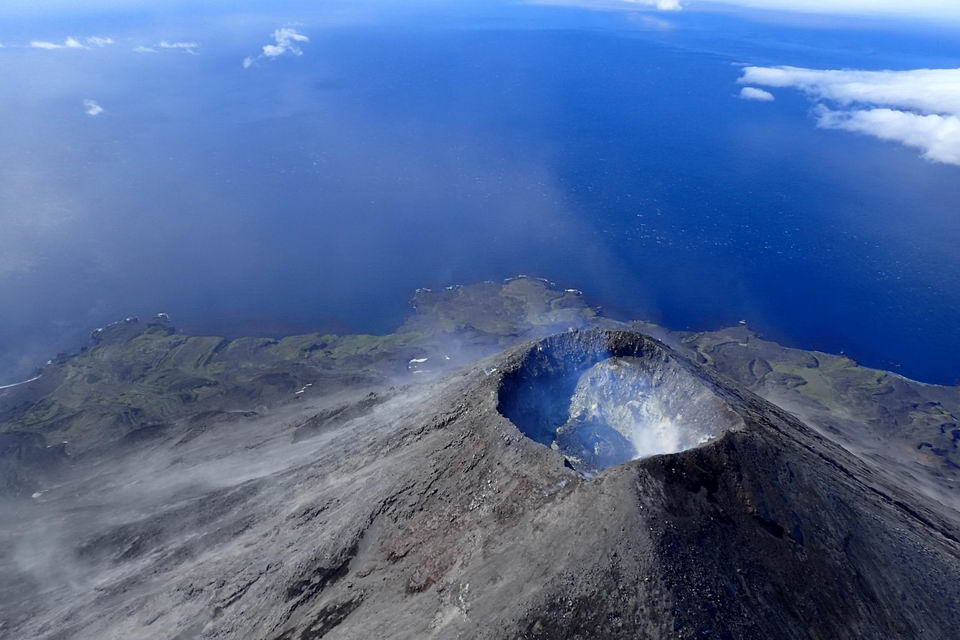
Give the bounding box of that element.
[0,277,958,639]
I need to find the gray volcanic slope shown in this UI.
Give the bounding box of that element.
[1,278,959,639]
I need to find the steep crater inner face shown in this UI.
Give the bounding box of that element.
[497,331,743,475]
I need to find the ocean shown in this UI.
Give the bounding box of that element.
[0,0,957,383]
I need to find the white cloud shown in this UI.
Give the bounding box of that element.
[740,66,960,116]
[158,40,199,54]
[739,65,960,166]
[28,36,113,50]
[263,28,309,57]
[704,0,960,21]
[30,36,86,50]
[132,41,197,54]
[816,106,960,165]
[530,0,683,11]
[739,86,775,101]
[243,28,309,68]
[83,99,104,116]
[632,0,681,9]
[532,0,960,20]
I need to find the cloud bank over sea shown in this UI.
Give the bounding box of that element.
[739,66,960,165]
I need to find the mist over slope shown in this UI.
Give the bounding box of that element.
[1,277,958,639]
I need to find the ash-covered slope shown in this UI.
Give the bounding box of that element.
[675,325,960,507]
[1,279,959,639]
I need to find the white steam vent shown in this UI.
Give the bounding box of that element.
[555,357,730,473]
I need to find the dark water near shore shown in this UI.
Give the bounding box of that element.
[1,1,958,383]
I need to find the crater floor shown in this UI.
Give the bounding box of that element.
[497,331,743,475]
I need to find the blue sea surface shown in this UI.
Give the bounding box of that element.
[0,0,958,382]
